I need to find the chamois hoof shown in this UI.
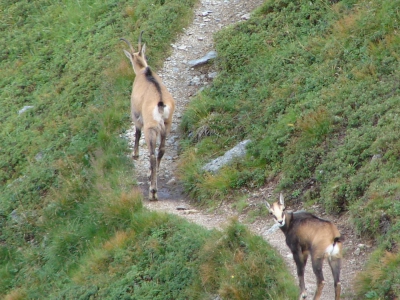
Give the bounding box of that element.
[132,155,139,160]
[299,292,307,299]
[149,188,158,201]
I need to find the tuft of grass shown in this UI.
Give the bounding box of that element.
[355,248,400,299]
[191,220,298,299]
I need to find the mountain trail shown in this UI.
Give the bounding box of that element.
[123,0,372,298]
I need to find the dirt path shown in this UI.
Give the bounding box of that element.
[123,0,371,298]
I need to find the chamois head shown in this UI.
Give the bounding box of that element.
[120,31,148,74]
[265,193,286,227]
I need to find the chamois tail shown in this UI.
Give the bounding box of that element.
[144,67,164,107]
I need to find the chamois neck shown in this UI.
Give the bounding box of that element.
[279,211,292,234]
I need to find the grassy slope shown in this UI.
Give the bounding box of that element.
[180,0,400,298]
[0,0,297,298]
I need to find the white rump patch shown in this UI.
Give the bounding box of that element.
[152,105,171,123]
[325,243,340,256]
[163,105,171,119]
[152,106,162,123]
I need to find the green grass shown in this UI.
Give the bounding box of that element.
[0,0,298,298]
[179,0,400,298]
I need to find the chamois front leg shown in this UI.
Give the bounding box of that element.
[293,249,308,299]
[132,127,141,159]
[311,256,325,300]
[146,128,158,201]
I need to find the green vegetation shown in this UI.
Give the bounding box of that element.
[2,0,399,298]
[0,0,297,298]
[179,0,400,298]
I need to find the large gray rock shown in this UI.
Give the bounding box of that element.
[187,51,217,67]
[202,140,251,173]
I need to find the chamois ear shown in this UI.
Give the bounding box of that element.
[279,193,285,206]
[123,49,134,68]
[140,43,146,57]
[123,49,132,60]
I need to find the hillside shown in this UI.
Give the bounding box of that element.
[1,0,399,299]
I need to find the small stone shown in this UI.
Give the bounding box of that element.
[241,13,251,20]
[18,106,34,115]
[182,209,198,214]
[208,72,218,79]
[176,206,189,210]
[167,178,176,185]
[371,154,382,161]
[200,10,212,16]
[178,45,187,50]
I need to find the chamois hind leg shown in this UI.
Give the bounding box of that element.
[293,249,309,299]
[145,128,158,201]
[157,125,166,170]
[328,257,342,300]
[133,127,141,159]
[311,256,325,300]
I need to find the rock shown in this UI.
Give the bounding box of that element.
[182,209,198,214]
[208,72,218,79]
[10,209,22,223]
[18,105,34,115]
[200,10,212,16]
[264,223,280,235]
[202,140,251,173]
[176,206,189,210]
[167,178,176,185]
[371,154,382,161]
[189,75,201,86]
[357,244,366,250]
[187,51,217,67]
[178,45,187,50]
[241,13,251,20]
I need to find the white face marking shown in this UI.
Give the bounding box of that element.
[269,202,286,227]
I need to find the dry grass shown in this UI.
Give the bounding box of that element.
[3,290,26,300]
[103,230,131,251]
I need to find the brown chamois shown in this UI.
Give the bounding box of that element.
[265,194,343,300]
[121,31,175,200]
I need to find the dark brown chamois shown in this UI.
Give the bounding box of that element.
[121,31,175,200]
[265,194,343,300]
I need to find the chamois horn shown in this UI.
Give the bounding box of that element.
[120,38,135,54]
[138,30,144,52]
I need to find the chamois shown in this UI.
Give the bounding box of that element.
[121,31,175,200]
[265,194,343,300]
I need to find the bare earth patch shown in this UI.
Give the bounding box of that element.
[123,0,373,298]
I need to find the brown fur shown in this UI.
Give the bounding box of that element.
[121,32,175,200]
[266,194,343,300]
